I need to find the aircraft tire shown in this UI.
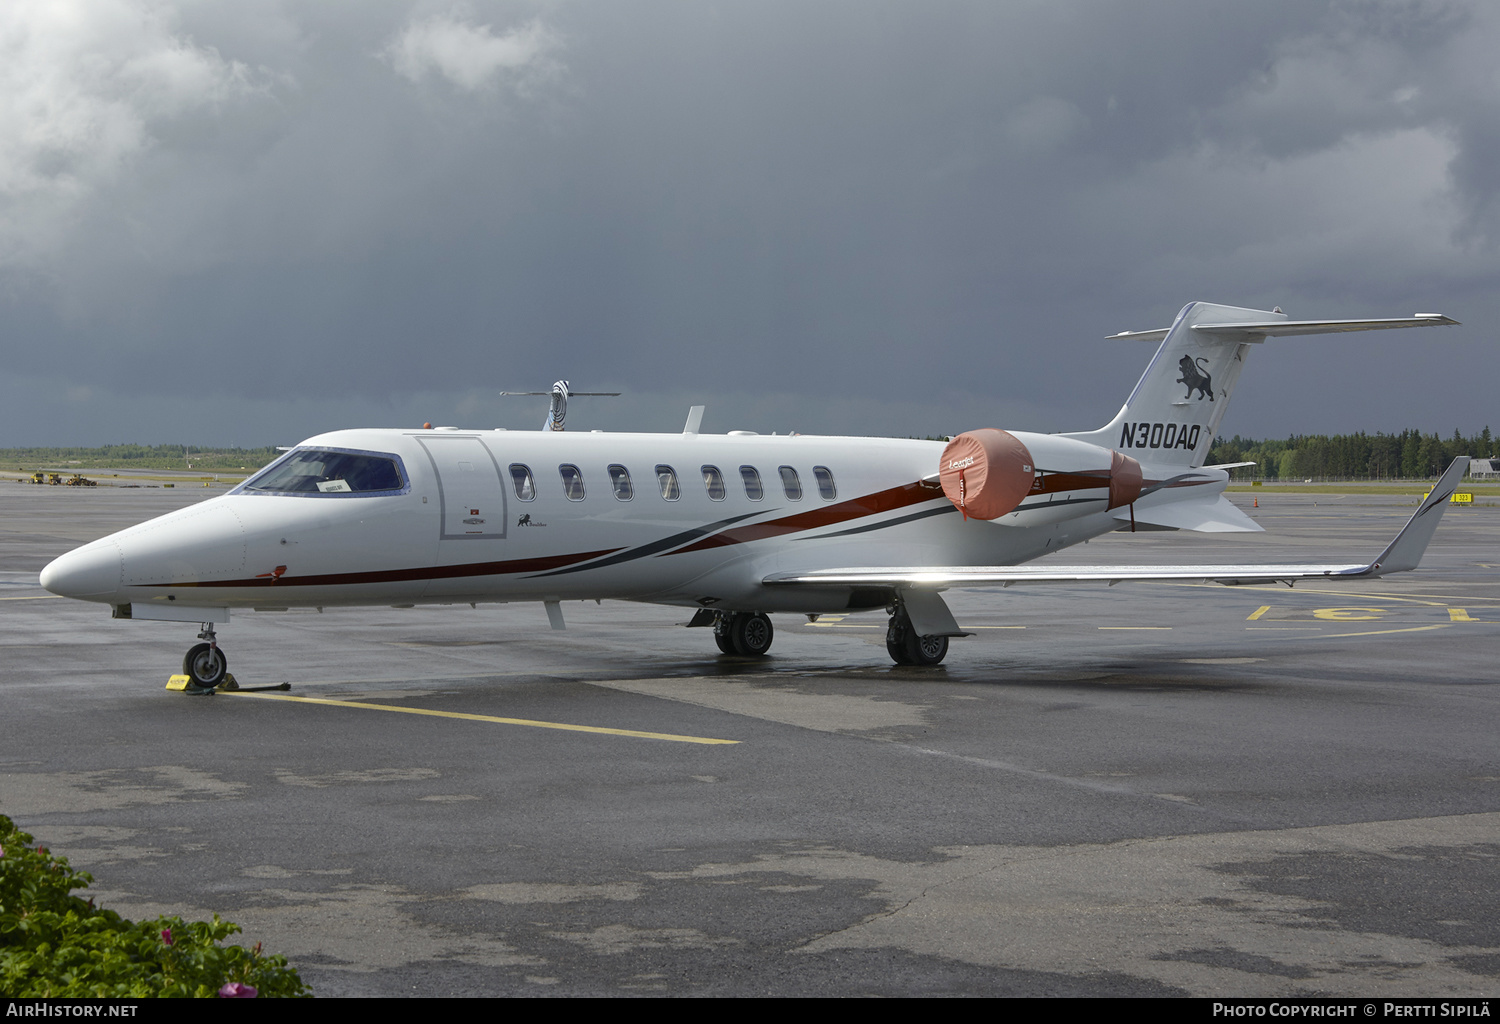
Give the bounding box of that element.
[730,613,774,657]
[183,643,228,688]
[713,624,736,654]
[886,623,913,665]
[903,632,948,667]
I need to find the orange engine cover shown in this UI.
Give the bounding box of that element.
[1108,449,1143,509]
[939,429,1036,520]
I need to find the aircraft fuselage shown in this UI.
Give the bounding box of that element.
[40,426,1219,617]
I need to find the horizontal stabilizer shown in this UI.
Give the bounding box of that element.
[1114,495,1263,533]
[1109,313,1458,342]
[765,458,1468,591]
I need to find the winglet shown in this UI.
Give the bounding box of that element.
[1368,457,1470,574]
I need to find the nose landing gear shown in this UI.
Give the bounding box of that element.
[182,623,229,691]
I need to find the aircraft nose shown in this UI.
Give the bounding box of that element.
[40,540,123,600]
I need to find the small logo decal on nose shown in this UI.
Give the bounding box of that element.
[255,565,288,582]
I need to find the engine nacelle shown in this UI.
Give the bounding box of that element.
[939,429,1036,520]
[940,430,1142,525]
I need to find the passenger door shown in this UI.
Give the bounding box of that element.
[416,436,508,542]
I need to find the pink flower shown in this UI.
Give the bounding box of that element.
[218,983,258,998]
[161,928,172,946]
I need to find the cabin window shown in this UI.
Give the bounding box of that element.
[779,466,802,501]
[740,466,763,500]
[656,465,681,500]
[608,464,633,501]
[558,464,586,501]
[814,466,836,500]
[701,466,726,500]
[509,464,535,501]
[239,448,406,496]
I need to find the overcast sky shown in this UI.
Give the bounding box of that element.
[1,0,1495,447]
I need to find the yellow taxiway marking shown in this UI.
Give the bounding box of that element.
[1449,608,1476,621]
[1172,583,1500,610]
[1316,623,1452,639]
[1098,626,1172,630]
[1246,605,1271,620]
[0,594,63,601]
[1279,587,1483,609]
[1311,607,1385,621]
[227,692,739,745]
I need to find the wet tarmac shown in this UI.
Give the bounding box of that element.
[2,484,1497,996]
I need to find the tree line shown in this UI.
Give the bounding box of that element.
[1209,428,1496,481]
[2,444,282,471]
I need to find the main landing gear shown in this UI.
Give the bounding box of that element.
[713,612,775,657]
[183,622,228,691]
[885,608,949,667]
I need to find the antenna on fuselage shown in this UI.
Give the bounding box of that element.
[499,380,621,431]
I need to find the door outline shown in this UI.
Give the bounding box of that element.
[416,436,509,541]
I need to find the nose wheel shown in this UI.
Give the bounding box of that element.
[183,623,229,690]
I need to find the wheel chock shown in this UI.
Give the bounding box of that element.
[165,672,237,694]
[166,673,291,694]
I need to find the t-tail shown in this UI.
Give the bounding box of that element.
[1060,302,1460,468]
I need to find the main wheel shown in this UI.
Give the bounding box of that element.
[183,643,228,688]
[886,622,913,665]
[713,621,736,654]
[903,631,949,666]
[729,612,774,657]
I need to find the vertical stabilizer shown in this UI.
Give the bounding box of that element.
[1060,302,1282,468]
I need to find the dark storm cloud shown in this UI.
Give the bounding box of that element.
[1,0,1495,445]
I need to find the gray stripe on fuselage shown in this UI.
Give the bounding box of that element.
[524,511,766,577]
[808,504,957,539]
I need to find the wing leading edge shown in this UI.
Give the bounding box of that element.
[764,458,1469,591]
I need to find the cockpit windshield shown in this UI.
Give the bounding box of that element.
[238,448,407,496]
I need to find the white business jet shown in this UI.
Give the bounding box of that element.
[41,302,1466,689]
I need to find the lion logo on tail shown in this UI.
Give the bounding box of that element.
[1177,356,1214,401]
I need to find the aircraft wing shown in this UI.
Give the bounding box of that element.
[764,458,1469,591]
